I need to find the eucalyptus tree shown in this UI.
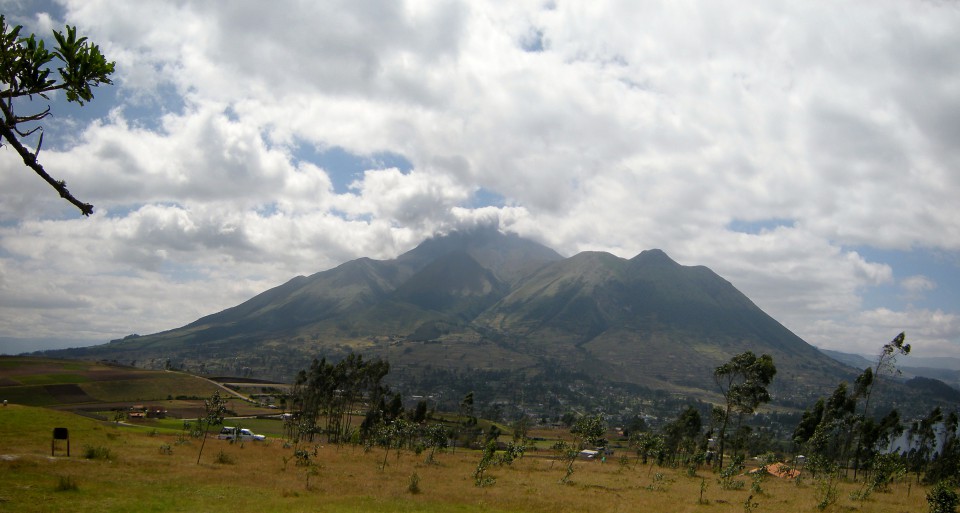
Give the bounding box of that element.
[713,351,776,468]
[925,411,960,484]
[910,406,944,483]
[453,391,475,452]
[0,15,114,214]
[852,332,910,477]
[663,406,703,466]
[422,423,449,464]
[804,382,858,474]
[291,354,390,444]
[631,431,665,468]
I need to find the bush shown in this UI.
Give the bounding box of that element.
[214,450,235,465]
[83,445,112,460]
[871,453,906,492]
[55,475,78,492]
[928,481,959,513]
[718,456,745,490]
[408,472,421,494]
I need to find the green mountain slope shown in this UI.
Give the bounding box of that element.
[474,248,851,402]
[46,227,864,408]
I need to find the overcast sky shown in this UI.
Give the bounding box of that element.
[1,0,958,358]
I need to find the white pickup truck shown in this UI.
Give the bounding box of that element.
[216,426,266,441]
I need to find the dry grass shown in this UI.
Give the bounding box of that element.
[0,404,932,513]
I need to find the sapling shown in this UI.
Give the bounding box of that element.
[473,440,497,487]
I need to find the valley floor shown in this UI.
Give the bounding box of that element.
[0,404,932,513]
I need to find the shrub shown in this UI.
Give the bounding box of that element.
[647,472,666,492]
[294,449,311,467]
[55,475,78,492]
[815,471,839,511]
[750,467,767,496]
[718,456,745,490]
[871,453,906,492]
[83,445,112,460]
[215,450,235,465]
[408,472,421,494]
[928,481,959,513]
[473,440,497,487]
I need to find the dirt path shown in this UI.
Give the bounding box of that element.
[164,370,254,403]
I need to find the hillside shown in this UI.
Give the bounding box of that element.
[45,227,886,413]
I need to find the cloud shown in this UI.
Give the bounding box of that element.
[901,275,936,294]
[0,0,958,357]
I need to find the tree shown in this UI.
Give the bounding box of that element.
[423,423,449,464]
[0,15,115,215]
[454,391,475,452]
[196,390,227,464]
[663,406,702,466]
[291,354,391,445]
[622,414,648,438]
[511,416,530,443]
[561,413,606,483]
[804,382,858,474]
[793,398,826,448]
[926,411,960,485]
[459,391,475,423]
[713,351,776,468]
[630,431,665,467]
[411,400,428,423]
[911,406,944,483]
[853,332,910,477]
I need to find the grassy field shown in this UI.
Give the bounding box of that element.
[0,404,933,513]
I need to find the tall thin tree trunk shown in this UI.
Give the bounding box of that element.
[196,420,208,464]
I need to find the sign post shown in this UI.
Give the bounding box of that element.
[52,427,70,457]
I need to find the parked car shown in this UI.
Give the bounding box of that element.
[217,426,266,441]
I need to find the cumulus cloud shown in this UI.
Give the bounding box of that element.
[0,0,957,356]
[902,275,936,295]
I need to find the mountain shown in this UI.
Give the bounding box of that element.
[46,227,870,411]
[820,349,874,370]
[472,248,852,403]
[905,376,960,402]
[820,349,960,391]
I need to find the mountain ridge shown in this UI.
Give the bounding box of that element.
[47,227,862,409]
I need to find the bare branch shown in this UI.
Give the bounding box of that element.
[0,119,92,216]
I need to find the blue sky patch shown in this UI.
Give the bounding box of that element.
[520,28,545,53]
[852,246,960,312]
[293,144,413,194]
[727,218,796,234]
[469,187,506,208]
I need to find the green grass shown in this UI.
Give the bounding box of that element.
[17,373,91,385]
[81,375,220,403]
[0,385,59,406]
[122,416,286,438]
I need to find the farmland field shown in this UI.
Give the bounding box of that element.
[0,403,933,513]
[0,357,225,406]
